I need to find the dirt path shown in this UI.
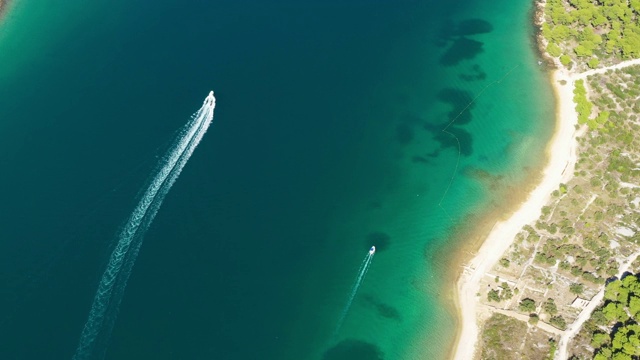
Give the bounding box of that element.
[554,252,640,360]
[453,57,640,360]
[552,57,640,359]
[574,58,640,80]
[452,69,580,360]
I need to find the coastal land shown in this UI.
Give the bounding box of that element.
[452,0,640,359]
[0,1,7,18]
[452,67,580,360]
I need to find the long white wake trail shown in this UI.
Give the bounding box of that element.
[73,92,216,360]
[334,249,374,336]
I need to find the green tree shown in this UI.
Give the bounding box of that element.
[570,283,585,294]
[547,42,563,57]
[592,309,608,326]
[588,57,600,68]
[547,338,557,359]
[575,43,594,57]
[596,111,609,124]
[550,315,567,330]
[597,348,613,360]
[622,274,640,293]
[487,289,501,302]
[629,295,640,316]
[605,280,622,300]
[603,302,628,322]
[543,298,558,315]
[503,287,513,300]
[551,24,571,42]
[591,332,609,348]
[592,14,607,27]
[612,353,632,360]
[519,298,537,313]
[605,279,630,304]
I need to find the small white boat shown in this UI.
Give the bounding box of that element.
[369,246,376,255]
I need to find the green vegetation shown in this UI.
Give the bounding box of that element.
[543,0,640,67]
[487,66,640,359]
[543,298,559,315]
[488,289,501,302]
[549,315,568,330]
[547,339,557,360]
[488,283,515,302]
[501,282,514,300]
[547,42,563,57]
[583,274,640,359]
[478,314,555,360]
[479,314,528,360]
[519,298,537,313]
[529,313,540,325]
[560,54,572,66]
[574,79,594,126]
[570,282,585,294]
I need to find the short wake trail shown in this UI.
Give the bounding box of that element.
[334,248,375,336]
[73,92,216,360]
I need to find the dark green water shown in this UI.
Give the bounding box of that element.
[0,0,554,359]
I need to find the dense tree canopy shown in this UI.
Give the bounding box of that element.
[543,0,640,66]
[591,274,640,359]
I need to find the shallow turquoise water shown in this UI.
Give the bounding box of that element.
[0,0,554,359]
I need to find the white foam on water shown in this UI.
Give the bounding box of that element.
[73,92,216,360]
[334,249,375,336]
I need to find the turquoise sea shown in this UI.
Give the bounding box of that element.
[0,0,554,359]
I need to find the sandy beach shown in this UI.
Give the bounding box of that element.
[451,68,580,360]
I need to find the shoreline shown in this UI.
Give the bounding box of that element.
[0,0,10,24]
[450,67,580,359]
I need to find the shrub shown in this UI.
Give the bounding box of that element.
[549,315,567,330]
[503,287,513,300]
[587,58,600,69]
[590,332,609,348]
[488,289,501,302]
[519,298,537,313]
[543,298,558,315]
[570,283,585,295]
[547,42,562,57]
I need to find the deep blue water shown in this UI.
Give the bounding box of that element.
[0,0,554,359]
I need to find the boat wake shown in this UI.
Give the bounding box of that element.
[73,92,216,360]
[334,247,375,336]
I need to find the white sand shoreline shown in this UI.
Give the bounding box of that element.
[451,68,580,360]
